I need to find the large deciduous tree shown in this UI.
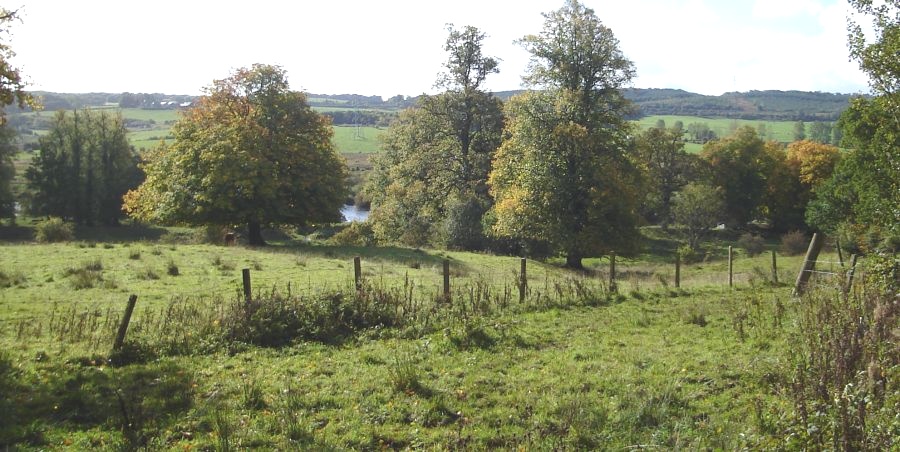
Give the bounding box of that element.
[367,25,503,249]
[634,126,698,228]
[488,0,641,268]
[700,126,780,227]
[124,65,347,245]
[25,110,142,225]
[806,1,899,247]
[672,182,725,250]
[0,8,35,222]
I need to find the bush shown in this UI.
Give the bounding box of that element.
[737,233,765,256]
[676,244,698,263]
[34,217,74,243]
[780,230,808,255]
[329,221,376,246]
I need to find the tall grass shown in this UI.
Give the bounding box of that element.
[774,255,897,450]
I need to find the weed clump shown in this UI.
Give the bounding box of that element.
[64,259,105,289]
[737,233,765,256]
[34,217,74,243]
[780,230,808,255]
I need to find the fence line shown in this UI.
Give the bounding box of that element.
[1,245,852,336]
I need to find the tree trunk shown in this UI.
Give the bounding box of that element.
[565,252,583,270]
[247,219,266,246]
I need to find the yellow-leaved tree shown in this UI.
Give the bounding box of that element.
[124,64,347,245]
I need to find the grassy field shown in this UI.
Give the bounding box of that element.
[332,125,385,153]
[636,115,799,141]
[0,221,892,450]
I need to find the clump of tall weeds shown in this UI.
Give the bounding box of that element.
[780,253,897,450]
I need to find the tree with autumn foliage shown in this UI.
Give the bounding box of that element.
[124,65,347,245]
[488,0,642,269]
[366,25,504,249]
[0,8,35,222]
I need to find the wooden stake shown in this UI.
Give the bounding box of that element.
[771,250,778,284]
[113,295,138,352]
[609,253,617,293]
[519,258,527,302]
[242,268,252,304]
[675,253,681,289]
[793,233,823,296]
[354,256,362,291]
[845,254,859,295]
[728,246,734,287]
[443,259,450,301]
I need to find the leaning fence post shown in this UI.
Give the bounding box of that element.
[675,253,681,289]
[242,268,252,304]
[443,259,451,301]
[354,256,362,291]
[793,232,823,296]
[728,246,734,288]
[519,258,527,302]
[771,250,778,284]
[113,295,138,352]
[609,252,617,293]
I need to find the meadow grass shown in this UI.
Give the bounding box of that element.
[0,222,883,449]
[331,125,385,153]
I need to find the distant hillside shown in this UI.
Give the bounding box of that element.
[495,88,857,121]
[10,88,860,122]
[622,89,858,121]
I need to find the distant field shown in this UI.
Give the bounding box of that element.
[332,125,384,153]
[635,115,799,143]
[117,108,181,123]
[312,106,396,113]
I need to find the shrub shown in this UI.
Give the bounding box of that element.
[34,217,74,243]
[329,221,376,246]
[780,230,808,255]
[676,244,698,263]
[737,233,765,256]
[166,260,180,276]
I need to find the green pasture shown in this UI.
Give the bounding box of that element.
[0,222,858,449]
[635,115,799,144]
[117,108,181,123]
[332,125,385,153]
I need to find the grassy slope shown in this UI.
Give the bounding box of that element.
[0,224,846,449]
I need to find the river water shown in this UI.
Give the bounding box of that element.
[340,204,370,222]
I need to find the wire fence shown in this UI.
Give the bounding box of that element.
[0,237,861,354]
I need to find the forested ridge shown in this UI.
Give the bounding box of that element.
[11,87,858,122]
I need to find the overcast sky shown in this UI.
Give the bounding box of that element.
[9,0,870,98]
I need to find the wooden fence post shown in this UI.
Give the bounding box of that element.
[728,246,734,287]
[793,232,824,296]
[519,258,527,302]
[242,268,252,304]
[609,253,617,293]
[443,259,451,301]
[844,254,859,296]
[675,254,681,289]
[113,295,138,352]
[771,250,778,284]
[836,238,845,267]
[354,256,362,291]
